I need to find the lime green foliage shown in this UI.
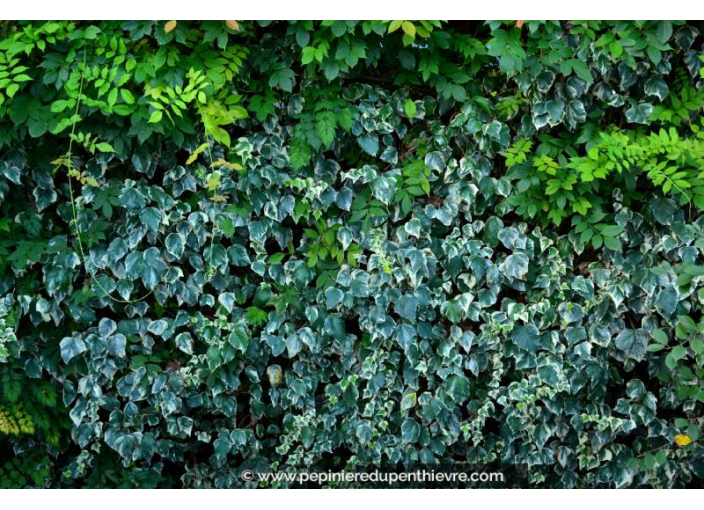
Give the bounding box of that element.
[0,366,67,446]
[572,128,704,204]
[0,52,31,106]
[0,21,247,148]
[506,124,704,231]
[0,403,33,435]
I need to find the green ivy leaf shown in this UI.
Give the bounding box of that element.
[357,134,379,156]
[140,207,162,232]
[175,332,194,355]
[512,324,540,354]
[615,329,648,361]
[59,336,87,363]
[401,418,420,443]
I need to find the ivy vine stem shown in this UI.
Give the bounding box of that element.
[64,45,153,304]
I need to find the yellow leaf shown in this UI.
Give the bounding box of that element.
[674,434,692,446]
[186,142,210,165]
[165,20,177,34]
[402,21,416,38]
[225,20,240,32]
[212,195,228,203]
[388,20,403,33]
[206,173,221,191]
[211,158,243,172]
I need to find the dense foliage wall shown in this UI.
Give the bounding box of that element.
[1,20,704,488]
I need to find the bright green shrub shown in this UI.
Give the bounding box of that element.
[0,20,703,488]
